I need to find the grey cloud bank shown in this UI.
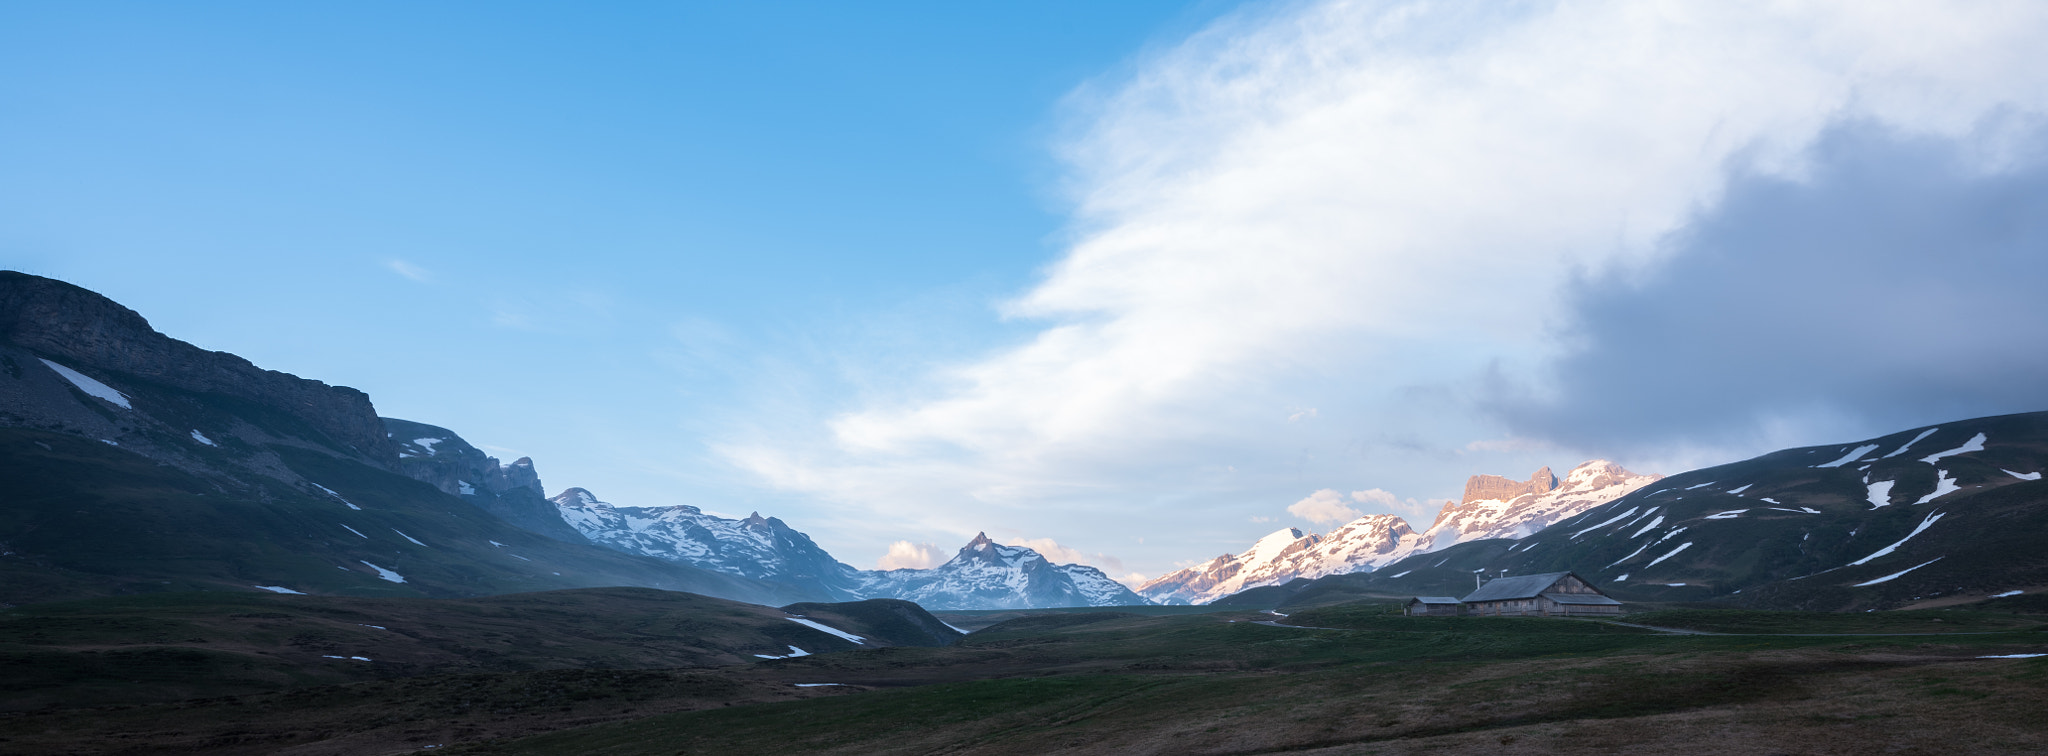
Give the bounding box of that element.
[1497,119,2048,454]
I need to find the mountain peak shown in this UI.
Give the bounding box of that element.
[1461,466,1558,504]
[966,532,995,550]
[551,487,602,507]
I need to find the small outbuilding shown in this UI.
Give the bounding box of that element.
[1404,597,1462,616]
[1458,571,1621,617]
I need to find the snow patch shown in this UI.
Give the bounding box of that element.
[941,621,971,635]
[1605,541,1653,569]
[1852,557,1942,587]
[1615,573,1629,581]
[1726,484,1751,495]
[1978,653,2047,659]
[1920,433,1987,465]
[509,554,530,561]
[794,683,842,687]
[1882,427,1940,459]
[1387,570,1411,579]
[1816,445,1880,468]
[1990,590,2024,598]
[754,645,811,660]
[1912,470,1961,505]
[392,529,427,547]
[489,540,504,547]
[360,624,387,630]
[1704,510,1746,520]
[458,480,475,495]
[311,483,360,511]
[787,617,866,644]
[1847,511,1945,567]
[1645,542,1692,569]
[358,561,405,583]
[1866,481,1896,509]
[339,524,368,539]
[1684,481,1716,490]
[1572,507,1639,538]
[190,430,217,447]
[2004,469,2042,482]
[38,359,130,408]
[413,438,444,455]
[252,585,303,594]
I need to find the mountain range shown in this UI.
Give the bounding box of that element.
[0,272,1141,610]
[1139,460,1660,604]
[552,488,1144,608]
[6,269,2045,616]
[1216,412,2048,612]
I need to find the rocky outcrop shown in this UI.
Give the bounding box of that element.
[383,418,587,544]
[0,272,396,462]
[1145,461,1659,604]
[1462,466,1557,504]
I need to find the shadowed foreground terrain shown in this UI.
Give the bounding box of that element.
[2,593,2045,754]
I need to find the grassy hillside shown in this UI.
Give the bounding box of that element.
[463,606,2048,755]
[0,427,812,606]
[2,594,2044,754]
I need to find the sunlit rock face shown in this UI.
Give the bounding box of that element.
[1139,460,1660,604]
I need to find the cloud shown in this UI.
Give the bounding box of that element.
[1350,489,1399,509]
[874,541,942,570]
[723,0,2048,579]
[384,259,432,283]
[1288,408,1318,422]
[1006,537,1129,576]
[1288,489,1363,525]
[1491,119,2048,454]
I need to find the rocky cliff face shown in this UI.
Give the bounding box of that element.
[1462,467,1557,504]
[383,418,587,544]
[1415,461,1658,549]
[0,272,397,463]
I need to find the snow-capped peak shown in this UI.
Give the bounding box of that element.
[1140,459,1659,604]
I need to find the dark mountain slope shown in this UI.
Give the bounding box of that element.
[384,417,588,544]
[1230,411,2048,611]
[0,271,815,606]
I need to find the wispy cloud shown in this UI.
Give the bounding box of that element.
[384,259,432,283]
[723,0,2048,577]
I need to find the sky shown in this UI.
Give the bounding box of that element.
[6,1,2047,586]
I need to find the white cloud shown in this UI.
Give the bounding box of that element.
[874,541,942,571]
[1288,489,1363,525]
[385,259,432,283]
[724,0,2048,580]
[1006,537,1128,576]
[1349,488,1399,509]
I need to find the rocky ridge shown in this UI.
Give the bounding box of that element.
[1138,460,1659,604]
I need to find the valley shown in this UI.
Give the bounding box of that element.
[2,589,2043,754]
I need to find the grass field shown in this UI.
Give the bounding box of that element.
[2,594,2044,755]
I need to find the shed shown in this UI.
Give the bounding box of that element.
[1404,597,1462,616]
[1458,571,1621,617]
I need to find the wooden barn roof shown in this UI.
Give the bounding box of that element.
[1459,571,1596,603]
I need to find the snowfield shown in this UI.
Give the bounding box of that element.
[787,617,866,644]
[39,358,131,409]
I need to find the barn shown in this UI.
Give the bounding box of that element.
[1458,571,1622,617]
[1404,597,1462,616]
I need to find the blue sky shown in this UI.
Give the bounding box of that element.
[8,1,2048,584]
